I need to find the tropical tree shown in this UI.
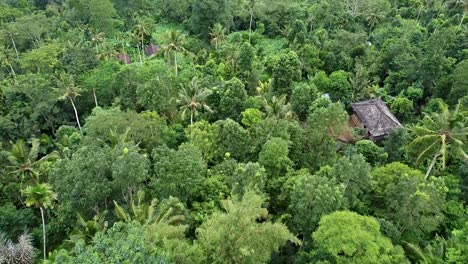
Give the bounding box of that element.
[161,29,186,76]
[57,74,84,134]
[196,190,299,263]
[264,94,293,120]
[209,23,226,50]
[409,102,468,179]
[311,211,409,264]
[0,231,35,264]
[89,28,105,53]
[113,190,188,228]
[131,17,151,65]
[22,183,56,260]
[174,77,213,126]
[3,138,59,185]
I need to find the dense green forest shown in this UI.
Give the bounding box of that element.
[0,0,467,263]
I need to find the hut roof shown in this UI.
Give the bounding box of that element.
[145,43,160,57]
[116,53,131,64]
[351,99,402,138]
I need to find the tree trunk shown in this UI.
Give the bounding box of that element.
[459,10,466,27]
[69,97,83,134]
[40,206,47,260]
[249,8,254,43]
[10,36,20,60]
[190,109,194,126]
[425,152,441,180]
[174,51,178,76]
[8,63,16,78]
[93,88,98,107]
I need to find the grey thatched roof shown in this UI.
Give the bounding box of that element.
[351,99,402,138]
[116,53,131,64]
[145,43,160,57]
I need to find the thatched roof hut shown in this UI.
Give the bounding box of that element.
[351,99,402,141]
[144,43,160,57]
[116,53,131,64]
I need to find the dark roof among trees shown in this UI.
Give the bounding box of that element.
[116,53,131,64]
[351,99,402,138]
[144,43,160,57]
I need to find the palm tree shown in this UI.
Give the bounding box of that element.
[132,18,151,65]
[113,190,188,226]
[161,30,186,76]
[409,101,467,179]
[264,94,293,120]
[256,79,272,97]
[210,23,226,50]
[173,77,213,126]
[23,183,56,260]
[89,28,105,53]
[4,138,59,186]
[57,74,83,134]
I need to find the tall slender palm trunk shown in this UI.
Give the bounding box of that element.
[40,206,47,260]
[174,50,178,76]
[69,97,82,134]
[190,109,194,126]
[10,36,19,60]
[93,89,98,107]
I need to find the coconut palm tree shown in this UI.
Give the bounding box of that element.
[210,23,226,50]
[409,101,467,179]
[161,30,186,76]
[132,17,151,65]
[114,190,188,227]
[173,77,213,126]
[264,94,293,120]
[3,138,59,186]
[89,28,105,53]
[57,73,83,134]
[23,183,56,260]
[256,79,272,97]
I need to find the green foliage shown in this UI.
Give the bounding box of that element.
[331,154,372,212]
[258,137,292,177]
[54,222,168,263]
[290,82,318,121]
[391,96,414,121]
[218,77,247,121]
[304,98,348,170]
[371,163,447,242]
[0,203,38,241]
[215,118,251,161]
[356,140,388,165]
[152,143,207,202]
[196,191,298,264]
[409,102,467,176]
[1,0,466,262]
[311,211,409,264]
[448,60,468,105]
[288,168,344,236]
[186,120,220,163]
[50,143,149,219]
[83,107,174,150]
[66,0,117,35]
[446,222,468,264]
[238,42,255,73]
[241,108,264,128]
[272,50,302,96]
[189,0,233,39]
[20,43,61,74]
[312,70,353,106]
